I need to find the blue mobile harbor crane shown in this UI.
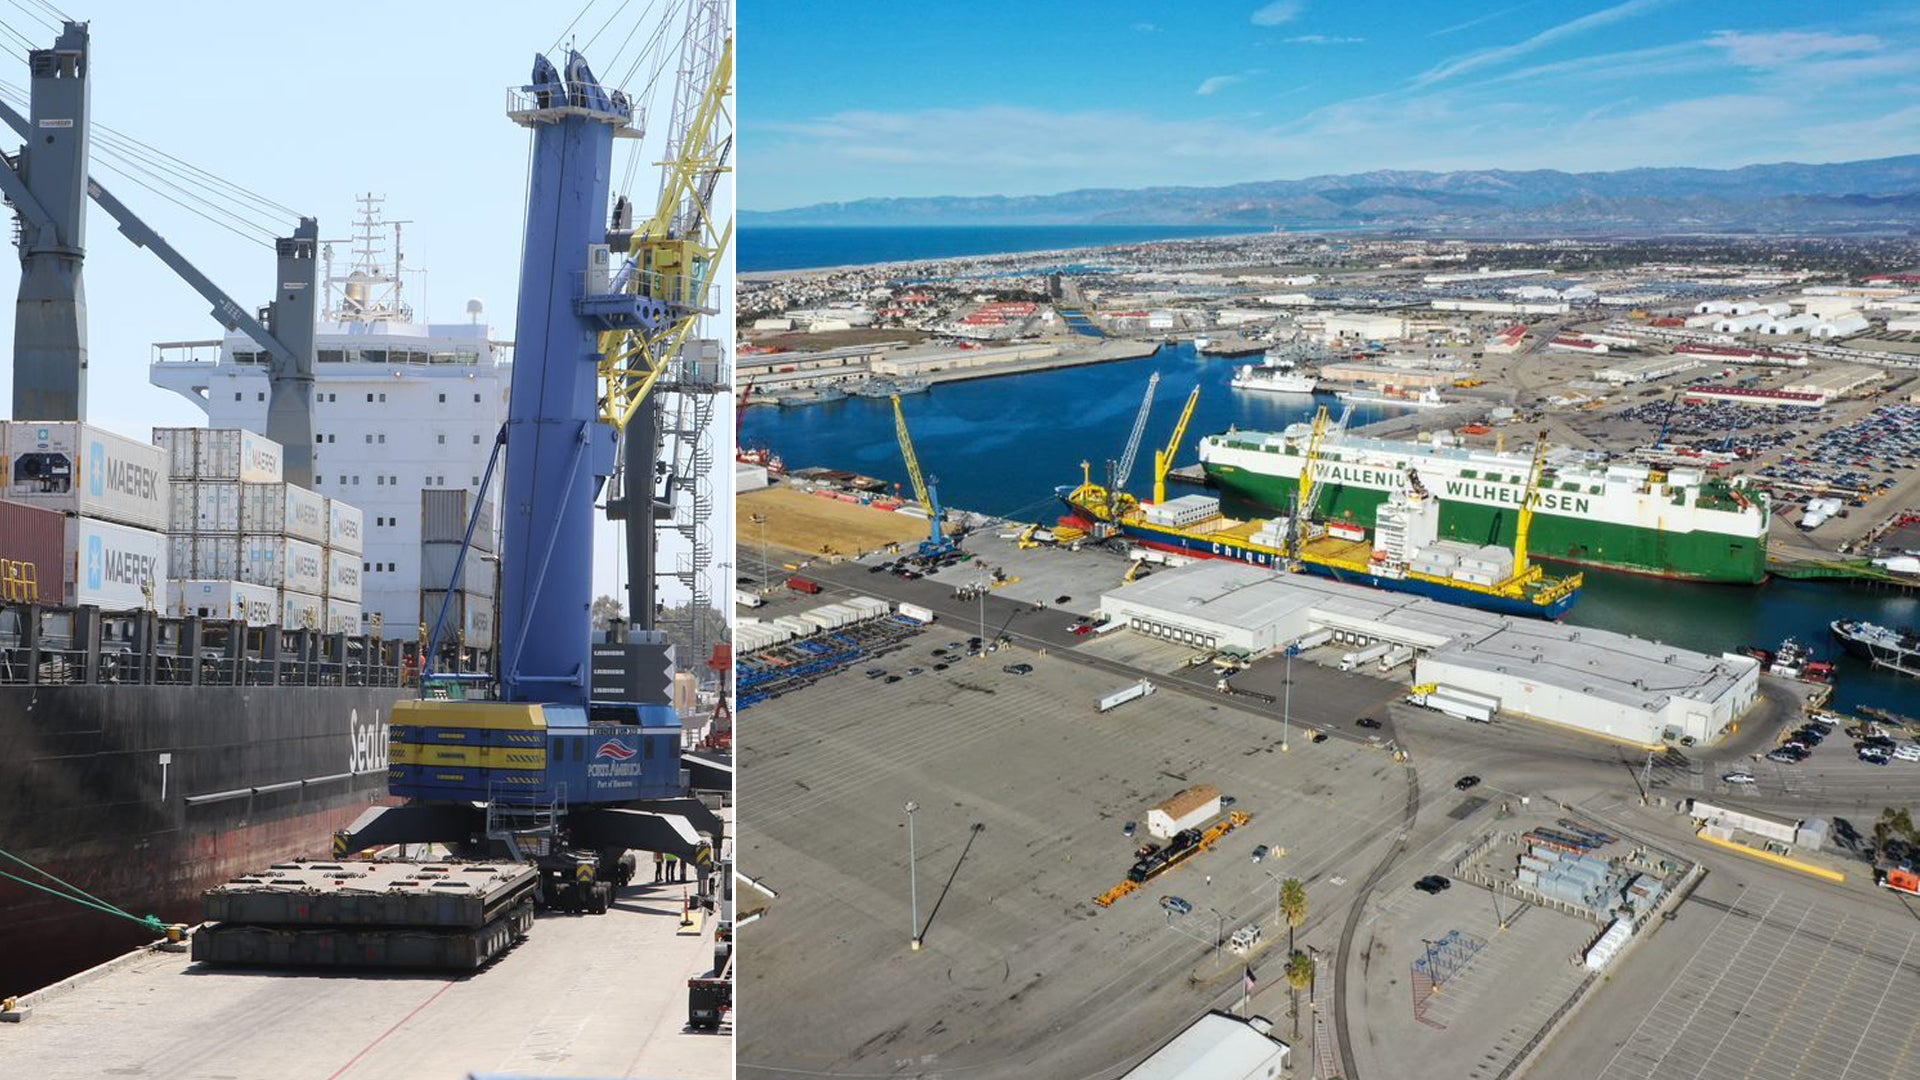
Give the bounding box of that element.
[333,50,720,914]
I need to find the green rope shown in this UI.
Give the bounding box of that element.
[0,851,169,934]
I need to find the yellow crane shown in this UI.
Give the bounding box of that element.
[595,5,734,431]
[1510,430,1551,579]
[892,394,954,557]
[1283,406,1333,566]
[1151,386,1202,506]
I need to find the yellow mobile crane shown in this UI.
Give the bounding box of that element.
[1151,385,1202,506]
[892,394,956,559]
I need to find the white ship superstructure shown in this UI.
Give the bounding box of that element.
[151,198,507,640]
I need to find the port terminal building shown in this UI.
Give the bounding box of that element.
[1100,562,1759,746]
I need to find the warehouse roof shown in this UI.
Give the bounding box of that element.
[1425,621,1757,712]
[1120,1012,1291,1080]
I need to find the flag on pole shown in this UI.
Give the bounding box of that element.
[1245,966,1257,994]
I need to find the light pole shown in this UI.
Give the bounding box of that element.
[1261,866,1285,928]
[978,578,987,656]
[1281,644,1293,752]
[1421,937,1441,993]
[905,801,921,951]
[752,513,769,584]
[1207,907,1227,959]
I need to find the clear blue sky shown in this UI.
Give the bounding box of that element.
[0,0,732,612]
[742,0,1920,209]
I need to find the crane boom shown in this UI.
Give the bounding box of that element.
[1152,386,1202,505]
[1512,430,1550,576]
[1114,371,1159,490]
[892,393,933,513]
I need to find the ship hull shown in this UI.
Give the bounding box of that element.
[1203,463,1768,584]
[0,682,405,994]
[1099,515,1576,620]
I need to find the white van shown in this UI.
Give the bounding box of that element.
[1229,923,1263,954]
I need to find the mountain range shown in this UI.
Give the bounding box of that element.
[744,156,1920,234]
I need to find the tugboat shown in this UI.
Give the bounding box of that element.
[1742,637,1835,682]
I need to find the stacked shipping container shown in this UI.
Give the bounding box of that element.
[154,428,365,633]
[1,421,171,609]
[419,489,496,646]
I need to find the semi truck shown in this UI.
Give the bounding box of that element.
[1339,642,1393,671]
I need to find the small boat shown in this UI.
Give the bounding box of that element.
[1230,345,1318,394]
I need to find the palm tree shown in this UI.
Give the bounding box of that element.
[1285,950,1314,1038]
[1280,877,1308,954]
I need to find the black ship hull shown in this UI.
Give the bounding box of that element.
[0,679,407,994]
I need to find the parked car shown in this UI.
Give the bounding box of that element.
[1123,821,1136,838]
[1454,775,1481,791]
[1251,844,1270,862]
[865,668,887,679]
[1357,717,1382,730]
[1414,875,1451,894]
[1309,730,1329,743]
[1722,772,1756,785]
[1765,749,1801,764]
[1160,895,1193,915]
[1002,663,1033,675]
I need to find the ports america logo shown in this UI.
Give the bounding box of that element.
[594,738,638,761]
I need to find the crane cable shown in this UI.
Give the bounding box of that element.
[0,78,296,239]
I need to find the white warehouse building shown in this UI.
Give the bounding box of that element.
[1101,562,1760,746]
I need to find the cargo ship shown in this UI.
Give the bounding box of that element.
[1229,349,1317,395]
[1061,407,1582,620]
[0,424,419,994]
[1197,417,1770,583]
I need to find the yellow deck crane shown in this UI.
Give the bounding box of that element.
[892,394,956,559]
[1151,385,1203,506]
[1284,405,1333,567]
[1510,430,1551,582]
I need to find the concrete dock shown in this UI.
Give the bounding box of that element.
[1,845,730,1079]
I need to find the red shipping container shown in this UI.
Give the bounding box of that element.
[0,498,68,604]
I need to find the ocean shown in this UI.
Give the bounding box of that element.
[741,344,1920,715]
[739,224,1266,273]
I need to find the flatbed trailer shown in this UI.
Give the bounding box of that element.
[1095,811,1249,907]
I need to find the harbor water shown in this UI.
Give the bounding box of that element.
[741,344,1920,715]
[740,225,1265,273]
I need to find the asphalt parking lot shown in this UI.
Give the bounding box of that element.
[1577,883,1920,1080]
[736,630,1414,1079]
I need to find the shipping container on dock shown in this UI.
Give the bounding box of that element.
[2,420,170,530]
[421,489,497,550]
[0,499,67,603]
[237,535,326,594]
[420,541,497,597]
[325,549,363,602]
[327,499,363,554]
[239,482,328,544]
[167,579,277,623]
[63,516,168,610]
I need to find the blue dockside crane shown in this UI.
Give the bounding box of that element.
[334,47,723,914]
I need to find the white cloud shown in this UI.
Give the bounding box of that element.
[1707,30,1881,67]
[1430,4,1535,37]
[1412,0,1670,88]
[1133,22,1158,32]
[1198,70,1264,95]
[1251,1,1305,27]
[1286,35,1364,45]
